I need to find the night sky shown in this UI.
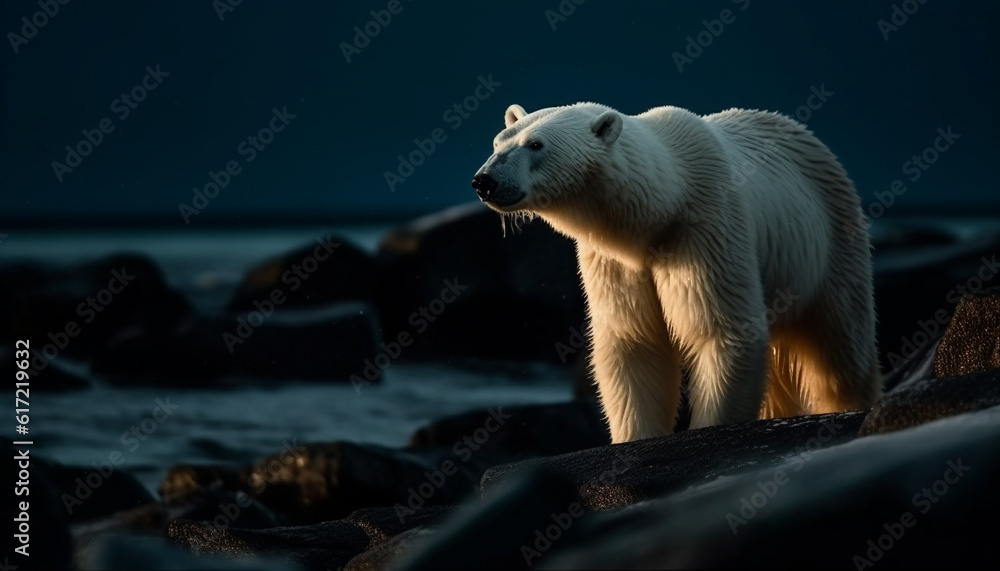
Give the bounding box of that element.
[1,0,997,224]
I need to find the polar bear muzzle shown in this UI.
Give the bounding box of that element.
[471,161,525,208]
[471,172,525,207]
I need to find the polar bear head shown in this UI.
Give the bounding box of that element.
[471,103,623,214]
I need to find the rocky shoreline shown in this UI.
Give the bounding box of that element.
[4,207,1000,570]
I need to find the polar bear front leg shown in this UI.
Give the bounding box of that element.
[579,249,683,443]
[651,261,770,429]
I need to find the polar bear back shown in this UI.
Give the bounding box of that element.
[703,109,850,308]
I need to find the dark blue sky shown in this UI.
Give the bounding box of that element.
[1,0,997,223]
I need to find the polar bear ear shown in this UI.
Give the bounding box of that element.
[505,104,527,128]
[591,110,622,144]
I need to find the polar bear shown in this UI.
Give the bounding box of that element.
[471,102,881,443]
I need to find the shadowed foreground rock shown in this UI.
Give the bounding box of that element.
[84,534,302,571]
[408,399,607,454]
[161,401,607,524]
[480,412,866,509]
[396,467,580,571]
[541,405,1000,569]
[861,288,1000,435]
[873,228,1000,371]
[859,369,1000,436]
[167,506,455,571]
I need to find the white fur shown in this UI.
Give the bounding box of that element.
[476,103,882,443]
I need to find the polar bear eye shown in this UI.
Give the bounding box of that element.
[527,140,544,151]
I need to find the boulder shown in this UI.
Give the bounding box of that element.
[167,506,454,571]
[344,526,439,571]
[480,412,866,510]
[375,202,584,361]
[408,400,608,456]
[90,303,381,384]
[859,369,1000,436]
[0,254,192,361]
[873,224,1000,373]
[397,467,581,571]
[933,287,1000,377]
[39,458,154,523]
[228,234,378,311]
[542,405,1000,569]
[161,402,607,524]
[862,287,1000,435]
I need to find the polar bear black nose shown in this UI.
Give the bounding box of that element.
[471,173,499,200]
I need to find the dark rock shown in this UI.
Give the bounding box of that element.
[161,465,246,500]
[481,412,866,510]
[40,459,155,522]
[161,441,474,524]
[934,287,1000,377]
[229,234,378,311]
[880,334,941,393]
[162,402,606,525]
[0,254,192,361]
[167,506,454,571]
[172,488,286,530]
[344,527,438,571]
[874,225,1000,373]
[91,303,381,384]
[407,400,609,456]
[376,202,584,361]
[71,489,285,568]
[344,506,456,544]
[397,467,581,571]
[246,442,479,523]
[83,534,300,571]
[543,405,1000,569]
[859,369,1000,436]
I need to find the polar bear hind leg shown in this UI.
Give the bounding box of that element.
[764,285,881,417]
